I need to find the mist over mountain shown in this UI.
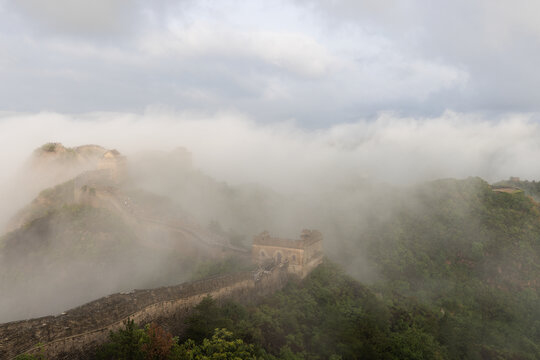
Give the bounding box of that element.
[0,144,237,322]
[2,140,540,358]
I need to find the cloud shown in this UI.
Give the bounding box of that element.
[1,109,539,302]
[5,0,199,40]
[140,24,338,78]
[0,0,538,128]
[0,0,526,125]
[1,110,539,197]
[7,0,139,37]
[295,0,540,113]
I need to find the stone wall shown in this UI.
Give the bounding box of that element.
[253,244,305,265]
[0,265,291,360]
[251,230,324,278]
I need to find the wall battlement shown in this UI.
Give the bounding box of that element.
[0,265,291,360]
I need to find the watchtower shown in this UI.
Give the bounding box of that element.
[97,149,127,183]
[252,229,323,278]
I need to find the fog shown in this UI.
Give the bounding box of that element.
[1,110,540,195]
[2,109,539,235]
[1,109,540,322]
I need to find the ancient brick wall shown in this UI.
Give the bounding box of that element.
[251,230,323,278]
[0,265,290,360]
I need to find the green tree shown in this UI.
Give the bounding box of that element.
[171,328,258,360]
[96,319,146,360]
[183,296,233,343]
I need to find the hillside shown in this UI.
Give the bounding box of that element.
[0,143,108,231]
[363,178,540,358]
[3,143,540,358]
[0,202,214,323]
[93,178,540,359]
[493,177,540,202]
[127,148,291,243]
[0,145,250,323]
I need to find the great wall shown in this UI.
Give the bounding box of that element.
[0,148,324,359]
[0,230,323,360]
[0,262,286,359]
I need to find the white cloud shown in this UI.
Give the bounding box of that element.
[0,0,538,122]
[1,110,540,195]
[10,0,137,36]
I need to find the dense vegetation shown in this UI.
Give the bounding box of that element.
[365,177,540,359]
[494,177,540,201]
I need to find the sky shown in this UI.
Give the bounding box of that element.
[1,0,540,188]
[1,0,540,125]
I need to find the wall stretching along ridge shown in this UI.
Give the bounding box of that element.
[0,264,290,360]
[1,229,323,359]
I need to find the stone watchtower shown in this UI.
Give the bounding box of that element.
[97,149,127,183]
[252,229,323,278]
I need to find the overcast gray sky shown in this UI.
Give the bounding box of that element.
[1,0,539,126]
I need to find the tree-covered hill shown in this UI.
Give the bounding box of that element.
[365,177,540,358]
[494,177,540,202]
[93,177,540,359]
